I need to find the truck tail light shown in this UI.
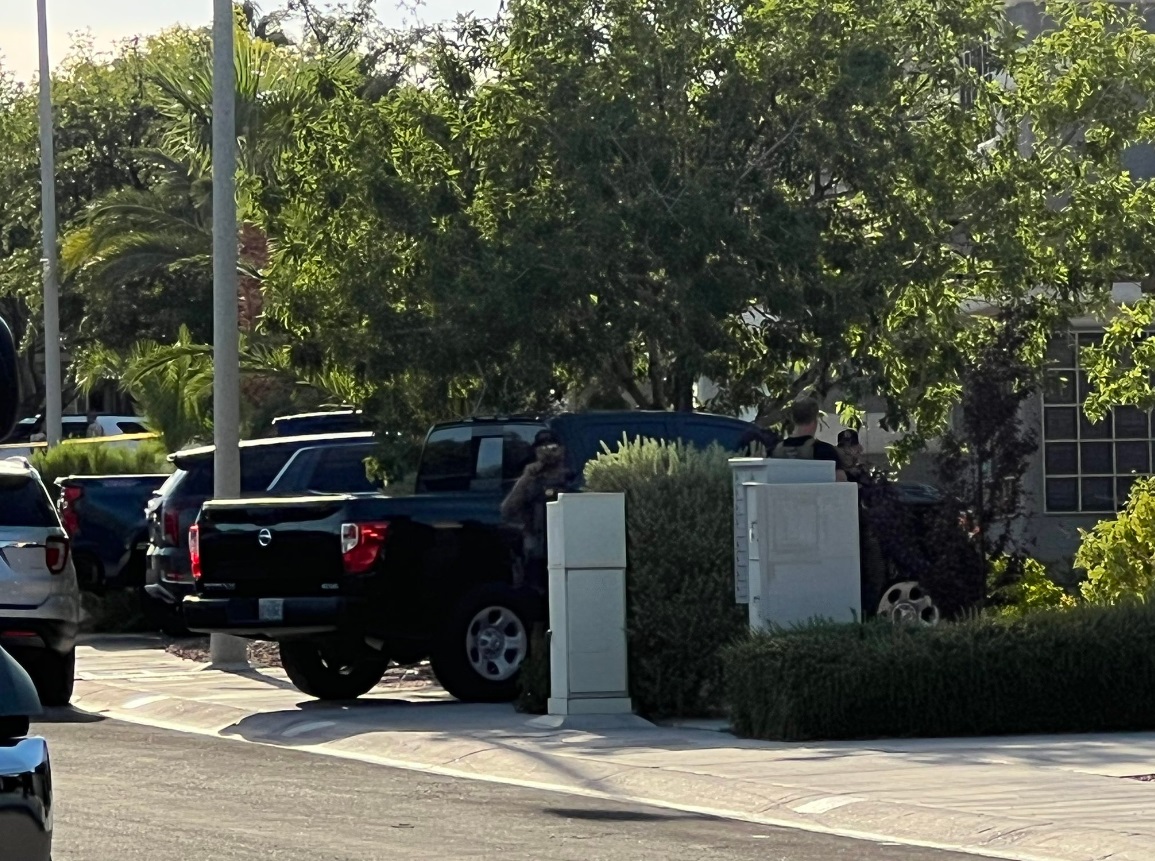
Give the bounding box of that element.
[60,485,83,536]
[189,524,202,580]
[45,536,70,575]
[340,521,390,575]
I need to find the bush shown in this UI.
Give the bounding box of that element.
[30,439,171,497]
[987,554,1075,617]
[1076,476,1155,604]
[583,437,746,718]
[724,601,1155,741]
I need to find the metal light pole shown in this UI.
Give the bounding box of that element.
[36,0,62,447]
[209,0,248,667]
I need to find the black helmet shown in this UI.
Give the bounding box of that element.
[533,429,561,449]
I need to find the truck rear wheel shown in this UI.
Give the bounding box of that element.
[432,584,532,703]
[279,639,389,700]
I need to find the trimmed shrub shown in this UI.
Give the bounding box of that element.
[584,438,746,718]
[724,601,1155,740]
[1076,476,1155,604]
[30,439,171,497]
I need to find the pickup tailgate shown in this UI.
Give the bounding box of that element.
[196,497,349,597]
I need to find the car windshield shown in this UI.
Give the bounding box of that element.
[0,473,57,527]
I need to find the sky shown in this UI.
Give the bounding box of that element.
[0,0,500,82]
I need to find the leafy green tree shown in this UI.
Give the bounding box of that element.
[261,0,1155,458]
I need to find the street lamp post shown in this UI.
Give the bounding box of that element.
[209,0,248,667]
[35,0,62,448]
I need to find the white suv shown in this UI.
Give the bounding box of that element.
[0,457,80,706]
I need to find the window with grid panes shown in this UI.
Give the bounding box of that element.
[1043,332,1153,513]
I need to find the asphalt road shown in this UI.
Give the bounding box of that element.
[35,709,983,861]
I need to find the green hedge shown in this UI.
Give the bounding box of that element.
[581,437,747,718]
[724,601,1155,740]
[31,439,171,497]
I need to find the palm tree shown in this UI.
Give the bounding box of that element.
[74,326,214,452]
[75,327,375,451]
[60,151,213,289]
[62,15,354,327]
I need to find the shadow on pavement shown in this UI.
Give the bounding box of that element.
[544,807,716,824]
[33,705,106,724]
[78,634,167,652]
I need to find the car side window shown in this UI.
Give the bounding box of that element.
[499,425,543,482]
[675,418,753,453]
[417,427,474,492]
[178,462,213,496]
[0,474,58,527]
[117,421,148,435]
[241,448,297,493]
[471,437,504,492]
[309,445,379,494]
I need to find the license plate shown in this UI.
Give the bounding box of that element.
[258,599,284,622]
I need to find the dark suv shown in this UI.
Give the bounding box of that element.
[143,432,374,626]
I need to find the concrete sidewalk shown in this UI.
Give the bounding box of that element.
[71,636,1155,861]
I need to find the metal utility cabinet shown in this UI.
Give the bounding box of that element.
[730,458,861,630]
[545,493,633,716]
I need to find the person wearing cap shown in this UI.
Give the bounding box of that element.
[501,429,574,591]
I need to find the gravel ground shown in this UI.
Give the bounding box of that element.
[165,637,437,686]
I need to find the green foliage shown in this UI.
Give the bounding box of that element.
[583,438,745,717]
[1076,477,1155,605]
[724,602,1155,741]
[988,555,1075,617]
[7,0,1155,454]
[31,439,172,496]
[75,326,215,452]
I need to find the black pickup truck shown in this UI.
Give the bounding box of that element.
[184,411,763,703]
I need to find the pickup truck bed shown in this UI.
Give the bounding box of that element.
[56,474,170,590]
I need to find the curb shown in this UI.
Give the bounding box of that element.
[70,678,1155,861]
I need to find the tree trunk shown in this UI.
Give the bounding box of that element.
[238,223,268,332]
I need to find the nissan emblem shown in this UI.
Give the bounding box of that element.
[257,528,273,547]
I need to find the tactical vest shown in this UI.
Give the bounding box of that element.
[771,437,817,460]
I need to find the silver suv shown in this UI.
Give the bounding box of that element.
[0,457,80,706]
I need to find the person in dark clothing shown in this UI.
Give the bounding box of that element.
[771,398,848,481]
[836,428,869,482]
[500,429,574,591]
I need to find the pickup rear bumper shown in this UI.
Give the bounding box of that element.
[181,595,367,638]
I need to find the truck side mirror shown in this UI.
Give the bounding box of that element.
[0,316,18,442]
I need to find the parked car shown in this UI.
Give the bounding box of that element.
[3,414,148,444]
[185,411,763,703]
[270,410,371,438]
[0,430,158,463]
[0,458,80,706]
[144,432,375,629]
[0,645,52,861]
[56,474,170,591]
